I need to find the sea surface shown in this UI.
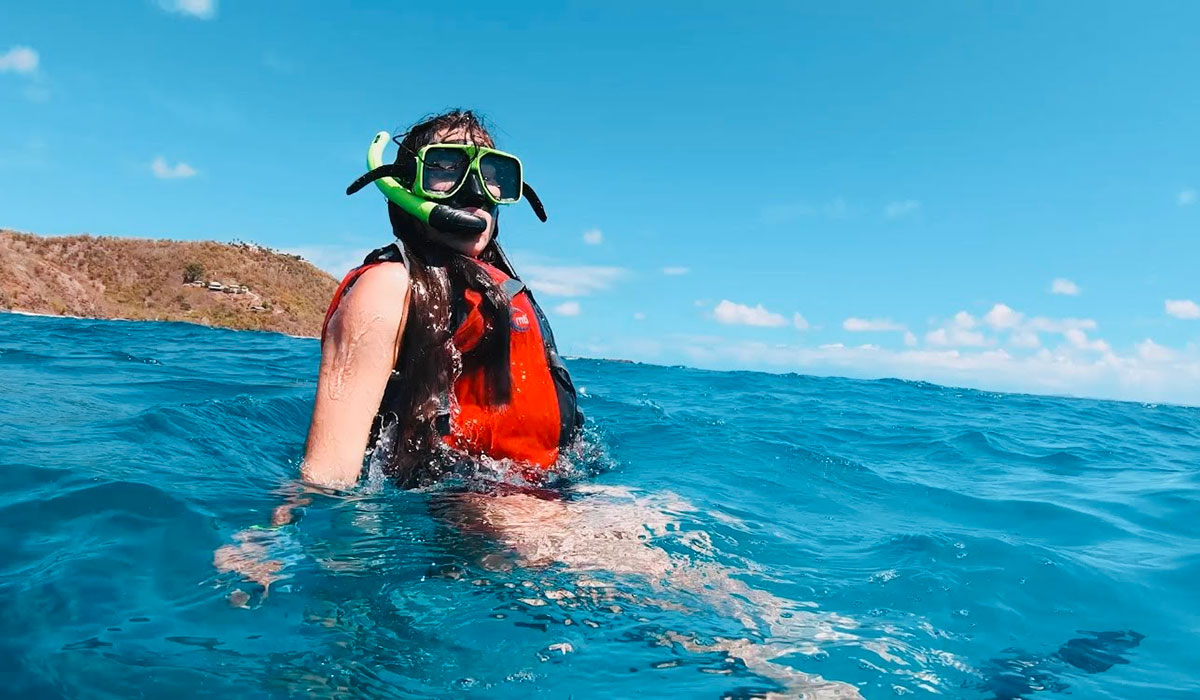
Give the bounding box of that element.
[1,312,1197,699]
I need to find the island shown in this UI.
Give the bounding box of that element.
[0,229,342,337]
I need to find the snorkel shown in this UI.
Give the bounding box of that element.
[346,131,487,236]
[346,131,549,236]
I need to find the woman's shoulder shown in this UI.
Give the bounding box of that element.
[334,248,411,311]
[351,261,411,303]
[321,245,412,340]
[351,243,412,293]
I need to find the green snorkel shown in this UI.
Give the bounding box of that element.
[346,131,548,236]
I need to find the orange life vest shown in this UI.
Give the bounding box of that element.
[322,247,582,470]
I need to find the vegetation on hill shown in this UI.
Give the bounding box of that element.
[0,230,340,337]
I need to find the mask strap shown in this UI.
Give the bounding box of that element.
[346,163,407,195]
[522,183,548,222]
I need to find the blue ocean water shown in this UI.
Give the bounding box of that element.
[1,311,1197,699]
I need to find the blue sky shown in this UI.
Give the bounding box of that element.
[3,1,1199,404]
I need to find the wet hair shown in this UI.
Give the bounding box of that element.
[377,109,516,481]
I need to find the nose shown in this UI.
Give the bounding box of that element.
[463,171,488,200]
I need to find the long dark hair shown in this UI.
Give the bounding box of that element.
[376,109,518,481]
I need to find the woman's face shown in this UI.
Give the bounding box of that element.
[418,125,496,257]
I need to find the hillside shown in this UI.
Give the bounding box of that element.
[0,230,340,337]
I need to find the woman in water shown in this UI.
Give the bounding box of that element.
[217,111,864,696]
[216,108,587,584]
[303,109,583,488]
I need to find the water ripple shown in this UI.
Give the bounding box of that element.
[2,312,1198,698]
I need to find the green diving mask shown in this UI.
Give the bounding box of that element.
[346,131,548,236]
[416,143,523,205]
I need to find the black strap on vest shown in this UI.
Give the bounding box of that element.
[363,242,407,266]
[488,245,585,445]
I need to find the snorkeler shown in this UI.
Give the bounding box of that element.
[216,113,860,696]
[302,110,584,488]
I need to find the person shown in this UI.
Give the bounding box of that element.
[213,121,860,693]
[301,110,583,490]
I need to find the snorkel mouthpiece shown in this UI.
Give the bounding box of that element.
[429,206,490,236]
[347,131,487,236]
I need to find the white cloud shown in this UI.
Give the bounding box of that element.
[983,303,1023,330]
[554,301,581,317]
[588,334,1200,406]
[923,328,949,346]
[577,297,1200,405]
[924,311,987,347]
[662,266,690,276]
[884,199,921,219]
[1051,278,1080,296]
[792,313,810,331]
[713,300,788,327]
[1179,188,1197,206]
[1026,316,1097,333]
[633,312,646,321]
[160,0,216,19]
[0,46,38,75]
[1063,328,1110,353]
[843,317,906,332]
[151,156,197,179]
[1137,338,1175,362]
[977,302,1107,350]
[582,228,603,245]
[520,263,626,297]
[1010,330,1040,349]
[1165,299,1200,319]
[926,327,987,347]
[837,304,1109,357]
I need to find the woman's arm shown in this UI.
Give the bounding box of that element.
[214,263,410,595]
[301,263,411,488]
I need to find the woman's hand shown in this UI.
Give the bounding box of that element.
[213,528,287,596]
[213,489,312,603]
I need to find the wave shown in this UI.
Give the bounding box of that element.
[2,313,1197,698]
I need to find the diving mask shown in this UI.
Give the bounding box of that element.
[347,131,547,236]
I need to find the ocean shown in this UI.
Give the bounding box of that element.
[1,311,1197,699]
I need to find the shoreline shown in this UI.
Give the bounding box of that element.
[0,308,319,340]
[4,309,1196,410]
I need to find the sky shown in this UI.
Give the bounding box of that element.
[3,1,1199,405]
